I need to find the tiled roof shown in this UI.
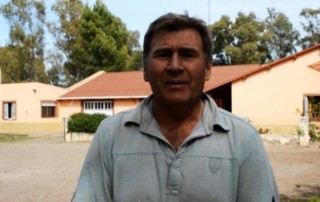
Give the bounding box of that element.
[204,64,262,91]
[261,44,320,70]
[59,65,261,100]
[59,71,151,100]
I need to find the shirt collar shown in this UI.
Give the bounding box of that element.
[124,95,164,138]
[125,94,230,134]
[201,94,230,134]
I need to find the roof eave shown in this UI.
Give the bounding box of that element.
[58,95,150,100]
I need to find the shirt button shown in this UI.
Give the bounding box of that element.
[166,187,178,195]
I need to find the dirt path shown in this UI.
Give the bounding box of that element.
[267,143,320,200]
[0,134,319,201]
[0,134,89,202]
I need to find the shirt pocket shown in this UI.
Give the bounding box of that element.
[180,156,239,201]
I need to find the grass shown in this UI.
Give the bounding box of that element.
[0,134,32,142]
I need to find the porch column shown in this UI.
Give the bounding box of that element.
[299,96,310,146]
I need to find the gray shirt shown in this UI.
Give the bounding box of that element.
[72,94,279,202]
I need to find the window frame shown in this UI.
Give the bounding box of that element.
[2,101,17,120]
[83,100,113,116]
[41,101,57,118]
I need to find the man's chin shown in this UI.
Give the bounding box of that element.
[159,96,193,106]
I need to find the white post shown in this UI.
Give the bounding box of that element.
[299,96,310,146]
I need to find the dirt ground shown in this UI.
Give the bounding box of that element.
[0,134,319,202]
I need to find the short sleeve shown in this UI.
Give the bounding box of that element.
[237,134,279,202]
[72,122,112,202]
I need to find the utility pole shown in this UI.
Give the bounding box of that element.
[207,0,211,25]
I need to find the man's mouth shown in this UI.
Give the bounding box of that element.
[165,80,188,88]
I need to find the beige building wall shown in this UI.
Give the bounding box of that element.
[232,50,320,133]
[58,100,82,118]
[0,82,66,134]
[114,99,141,114]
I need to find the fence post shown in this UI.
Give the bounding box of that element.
[62,117,67,142]
[298,116,310,146]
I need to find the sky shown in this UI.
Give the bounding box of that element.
[0,0,319,46]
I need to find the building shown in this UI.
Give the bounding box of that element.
[207,45,320,134]
[0,82,66,134]
[58,71,151,118]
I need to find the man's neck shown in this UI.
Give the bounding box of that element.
[152,98,204,151]
[153,99,203,125]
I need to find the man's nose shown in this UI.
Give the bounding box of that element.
[167,52,182,71]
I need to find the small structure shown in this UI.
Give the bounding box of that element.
[0,82,66,134]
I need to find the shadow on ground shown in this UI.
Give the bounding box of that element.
[280,184,320,201]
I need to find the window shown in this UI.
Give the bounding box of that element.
[83,101,113,116]
[3,101,16,120]
[41,102,57,118]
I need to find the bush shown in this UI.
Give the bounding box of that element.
[68,113,107,133]
[309,123,320,141]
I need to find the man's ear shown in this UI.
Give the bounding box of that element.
[205,65,212,81]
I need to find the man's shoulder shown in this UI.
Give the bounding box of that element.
[218,107,257,134]
[99,97,150,129]
[203,94,257,134]
[219,107,253,126]
[99,108,136,127]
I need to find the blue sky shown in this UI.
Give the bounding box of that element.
[0,0,318,46]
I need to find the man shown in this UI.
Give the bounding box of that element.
[72,13,279,202]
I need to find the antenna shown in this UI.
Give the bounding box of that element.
[207,0,211,25]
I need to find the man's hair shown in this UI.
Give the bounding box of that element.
[143,13,213,69]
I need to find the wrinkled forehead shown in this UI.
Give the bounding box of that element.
[149,29,203,50]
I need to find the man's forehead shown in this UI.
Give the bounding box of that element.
[150,29,202,50]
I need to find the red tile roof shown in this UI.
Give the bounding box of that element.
[204,64,262,91]
[59,71,151,100]
[59,65,262,100]
[261,44,320,70]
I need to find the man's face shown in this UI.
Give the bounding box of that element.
[144,29,211,105]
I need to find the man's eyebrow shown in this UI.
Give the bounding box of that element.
[153,46,199,52]
[178,47,199,52]
[153,47,172,51]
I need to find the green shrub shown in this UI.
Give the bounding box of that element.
[309,123,320,141]
[309,196,320,202]
[68,113,107,133]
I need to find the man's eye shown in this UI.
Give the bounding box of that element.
[181,52,197,58]
[154,51,171,58]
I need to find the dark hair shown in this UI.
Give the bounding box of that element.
[143,13,212,69]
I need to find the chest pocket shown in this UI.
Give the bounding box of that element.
[179,155,239,202]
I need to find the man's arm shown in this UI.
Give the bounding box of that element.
[237,134,279,202]
[72,124,112,202]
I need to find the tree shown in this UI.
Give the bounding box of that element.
[226,12,268,64]
[48,0,84,86]
[0,46,19,83]
[0,0,48,83]
[48,0,141,86]
[264,8,300,60]
[126,30,142,70]
[79,1,130,74]
[209,15,234,65]
[79,1,142,73]
[210,12,272,65]
[127,50,143,71]
[299,8,320,49]
[46,48,67,87]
